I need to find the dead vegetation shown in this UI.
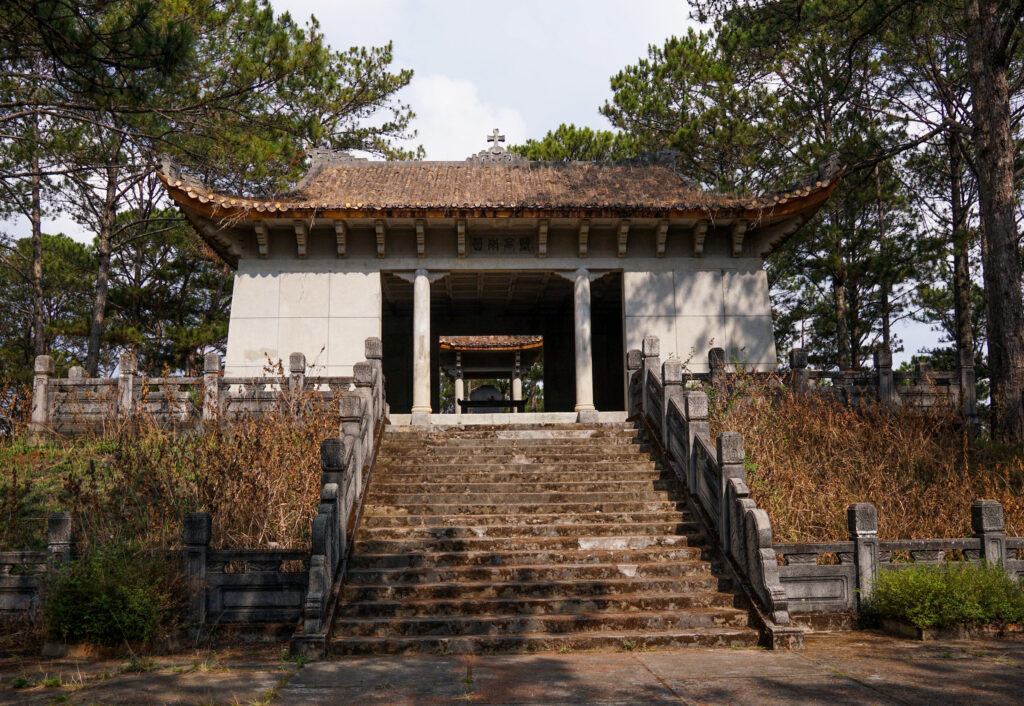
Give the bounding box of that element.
[1,378,339,551]
[707,374,1024,542]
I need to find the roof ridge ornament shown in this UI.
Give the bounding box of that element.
[156,154,206,190]
[466,128,528,165]
[307,148,369,170]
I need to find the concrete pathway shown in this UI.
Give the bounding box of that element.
[1,632,1022,704]
[277,633,1024,705]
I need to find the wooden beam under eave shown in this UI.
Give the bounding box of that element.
[731,222,747,257]
[692,220,709,257]
[456,219,466,259]
[415,219,425,258]
[655,220,669,257]
[578,220,590,258]
[293,221,308,258]
[334,220,347,258]
[254,222,269,258]
[617,220,630,258]
[375,220,386,258]
[538,219,549,258]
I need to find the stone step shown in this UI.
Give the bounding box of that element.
[366,490,682,506]
[329,626,759,655]
[374,467,664,482]
[346,559,714,586]
[359,520,699,541]
[333,608,750,639]
[384,424,635,437]
[375,451,653,463]
[361,509,690,529]
[368,480,680,495]
[335,591,740,619]
[343,574,729,602]
[381,436,643,448]
[353,533,697,555]
[364,500,687,516]
[375,461,661,474]
[348,546,708,569]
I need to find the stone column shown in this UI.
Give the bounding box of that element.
[573,268,596,416]
[411,268,432,421]
[30,354,54,438]
[454,352,464,413]
[512,351,522,413]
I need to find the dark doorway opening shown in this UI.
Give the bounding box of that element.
[381,271,623,414]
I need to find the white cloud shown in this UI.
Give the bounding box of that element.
[404,74,528,160]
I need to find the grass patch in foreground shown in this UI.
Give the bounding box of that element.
[868,562,1024,630]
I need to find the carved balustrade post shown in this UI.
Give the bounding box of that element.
[626,348,642,420]
[364,337,384,415]
[959,348,978,428]
[716,432,745,555]
[682,391,709,491]
[30,355,54,439]
[874,349,893,405]
[288,352,306,397]
[788,348,809,395]
[118,352,136,418]
[46,512,74,569]
[848,503,879,611]
[202,352,221,422]
[972,499,1006,567]
[708,347,727,390]
[339,395,365,496]
[183,512,212,627]
[641,335,660,424]
[661,359,683,450]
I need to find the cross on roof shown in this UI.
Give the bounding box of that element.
[487,128,505,149]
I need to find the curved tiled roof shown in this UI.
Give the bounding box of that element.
[439,335,544,352]
[158,156,841,218]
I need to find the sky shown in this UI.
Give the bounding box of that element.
[6,0,940,361]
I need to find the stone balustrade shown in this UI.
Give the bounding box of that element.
[629,336,803,649]
[28,345,379,437]
[0,513,73,616]
[774,499,1023,622]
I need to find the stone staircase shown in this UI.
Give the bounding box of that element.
[330,423,760,654]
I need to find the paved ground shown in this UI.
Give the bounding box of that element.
[1,632,1022,704]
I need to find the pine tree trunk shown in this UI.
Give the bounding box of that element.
[949,136,973,363]
[834,274,850,370]
[966,0,1024,442]
[30,127,45,359]
[84,166,118,376]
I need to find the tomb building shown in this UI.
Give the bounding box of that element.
[159,133,840,419]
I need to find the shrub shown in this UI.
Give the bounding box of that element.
[868,562,1024,630]
[43,543,183,647]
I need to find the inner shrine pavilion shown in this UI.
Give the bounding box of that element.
[159,132,840,423]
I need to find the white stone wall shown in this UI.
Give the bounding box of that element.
[623,265,777,372]
[225,261,381,377]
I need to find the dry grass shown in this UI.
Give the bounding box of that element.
[706,375,1024,542]
[1,381,342,551]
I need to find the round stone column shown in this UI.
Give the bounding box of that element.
[411,268,431,415]
[573,268,595,412]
